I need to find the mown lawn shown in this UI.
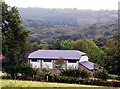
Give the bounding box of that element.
[109,74,119,79]
[1,79,120,89]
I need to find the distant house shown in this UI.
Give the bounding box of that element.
[28,50,96,73]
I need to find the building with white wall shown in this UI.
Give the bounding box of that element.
[28,50,95,72]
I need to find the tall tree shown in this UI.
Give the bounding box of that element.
[103,34,120,75]
[60,40,74,50]
[2,2,28,62]
[49,39,61,50]
[59,39,106,65]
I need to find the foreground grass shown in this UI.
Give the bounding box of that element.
[1,79,120,89]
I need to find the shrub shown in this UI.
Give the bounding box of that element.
[94,69,108,80]
[2,63,37,79]
[3,64,18,78]
[80,70,90,79]
[60,68,90,78]
[18,63,37,77]
[60,68,81,78]
[53,74,78,84]
[43,71,54,81]
[34,70,43,81]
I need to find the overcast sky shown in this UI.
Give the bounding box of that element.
[5,0,119,10]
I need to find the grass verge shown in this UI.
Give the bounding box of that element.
[1,79,120,89]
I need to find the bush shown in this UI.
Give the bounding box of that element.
[34,70,43,81]
[42,71,54,82]
[53,74,78,84]
[94,69,108,80]
[60,68,81,78]
[80,70,90,79]
[2,63,37,79]
[60,68,90,78]
[18,63,37,77]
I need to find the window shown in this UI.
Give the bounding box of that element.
[68,60,77,63]
[43,59,51,62]
[31,59,38,62]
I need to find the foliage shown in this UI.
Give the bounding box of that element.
[54,58,65,69]
[1,69,120,87]
[42,71,54,82]
[51,37,120,76]
[60,39,106,65]
[94,70,108,80]
[94,37,107,47]
[60,68,81,78]
[2,63,36,78]
[60,40,74,50]
[80,70,90,79]
[49,39,61,50]
[2,2,29,62]
[43,71,53,78]
[1,1,119,84]
[30,42,40,51]
[102,34,120,75]
[60,68,90,78]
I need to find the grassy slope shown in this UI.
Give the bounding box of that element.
[2,79,120,89]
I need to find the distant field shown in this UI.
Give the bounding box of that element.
[1,79,120,89]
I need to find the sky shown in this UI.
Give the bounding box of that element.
[5,0,119,10]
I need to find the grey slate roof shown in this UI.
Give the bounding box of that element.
[28,50,86,60]
[80,61,94,70]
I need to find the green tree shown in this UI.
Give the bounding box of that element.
[94,37,107,47]
[83,39,106,65]
[73,39,85,51]
[60,40,74,50]
[3,63,36,78]
[30,42,40,51]
[103,34,120,76]
[73,39,106,65]
[2,2,28,62]
[58,39,106,66]
[49,39,60,50]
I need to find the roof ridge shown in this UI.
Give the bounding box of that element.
[37,49,84,52]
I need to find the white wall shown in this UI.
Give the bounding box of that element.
[42,60,53,69]
[30,60,41,68]
[67,61,78,69]
[79,55,88,62]
[30,59,82,69]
